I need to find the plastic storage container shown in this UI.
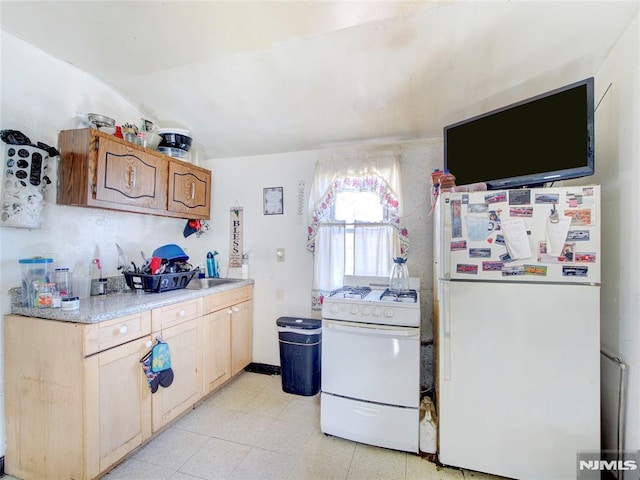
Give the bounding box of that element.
[276,317,322,396]
[19,257,54,307]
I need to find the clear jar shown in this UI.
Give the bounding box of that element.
[389,257,410,293]
[35,282,55,308]
[54,267,72,297]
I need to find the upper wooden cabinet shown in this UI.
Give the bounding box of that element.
[168,160,211,218]
[58,128,211,219]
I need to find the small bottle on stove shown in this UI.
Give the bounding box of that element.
[389,257,410,293]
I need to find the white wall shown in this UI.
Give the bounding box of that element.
[591,15,640,455]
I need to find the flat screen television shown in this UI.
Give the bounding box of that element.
[444,77,594,190]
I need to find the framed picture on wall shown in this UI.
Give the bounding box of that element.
[263,187,284,215]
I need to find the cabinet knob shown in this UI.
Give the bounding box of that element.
[119,325,128,334]
[226,309,233,315]
[179,309,186,316]
[232,307,240,313]
[146,340,153,348]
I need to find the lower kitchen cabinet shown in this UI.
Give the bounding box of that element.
[203,285,253,392]
[4,312,152,480]
[204,307,232,392]
[3,284,253,480]
[86,335,153,473]
[231,299,253,376]
[151,315,204,432]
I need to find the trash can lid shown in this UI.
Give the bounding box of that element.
[276,316,321,329]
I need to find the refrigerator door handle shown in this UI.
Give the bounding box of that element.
[443,281,451,380]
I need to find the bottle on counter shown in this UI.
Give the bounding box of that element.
[91,258,107,296]
[241,253,250,279]
[206,251,220,278]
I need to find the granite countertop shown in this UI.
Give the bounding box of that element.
[9,279,254,324]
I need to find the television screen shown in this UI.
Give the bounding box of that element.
[444,78,594,190]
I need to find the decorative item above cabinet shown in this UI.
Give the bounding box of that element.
[57,128,211,220]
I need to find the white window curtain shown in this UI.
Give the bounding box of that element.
[354,223,397,276]
[307,149,408,309]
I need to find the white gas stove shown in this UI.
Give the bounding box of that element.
[322,275,420,327]
[320,275,421,453]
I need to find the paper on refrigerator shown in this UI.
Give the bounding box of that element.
[545,215,572,256]
[500,218,532,260]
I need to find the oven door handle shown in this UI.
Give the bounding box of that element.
[324,321,419,337]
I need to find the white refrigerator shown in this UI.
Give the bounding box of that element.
[434,185,600,480]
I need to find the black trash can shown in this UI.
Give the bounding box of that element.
[276,317,322,396]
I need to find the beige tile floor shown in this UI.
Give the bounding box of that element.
[3,371,503,480]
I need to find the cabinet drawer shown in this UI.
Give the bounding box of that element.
[84,311,151,356]
[204,285,253,314]
[152,298,203,332]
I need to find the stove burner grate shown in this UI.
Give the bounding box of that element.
[380,289,418,303]
[329,286,372,299]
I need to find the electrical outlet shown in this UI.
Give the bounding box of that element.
[276,248,285,262]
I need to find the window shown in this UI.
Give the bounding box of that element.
[334,191,385,275]
[307,151,409,309]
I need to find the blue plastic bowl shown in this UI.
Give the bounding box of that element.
[152,244,189,262]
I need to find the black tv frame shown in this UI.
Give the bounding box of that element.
[444,77,595,190]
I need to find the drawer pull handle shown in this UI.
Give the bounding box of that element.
[119,325,128,334]
[179,309,186,316]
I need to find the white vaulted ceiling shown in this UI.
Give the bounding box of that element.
[1,1,638,159]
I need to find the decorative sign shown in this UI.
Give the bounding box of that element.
[229,207,243,267]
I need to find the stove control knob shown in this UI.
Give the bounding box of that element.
[361,306,371,316]
[329,304,340,315]
[372,307,381,317]
[350,305,360,315]
[384,308,394,318]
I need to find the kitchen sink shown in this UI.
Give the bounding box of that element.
[186,277,242,290]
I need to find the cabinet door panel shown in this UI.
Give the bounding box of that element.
[168,161,211,218]
[152,317,204,431]
[231,300,253,376]
[204,309,231,393]
[96,138,168,210]
[85,335,152,477]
